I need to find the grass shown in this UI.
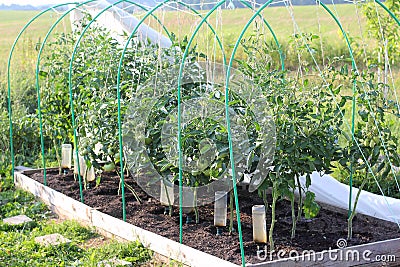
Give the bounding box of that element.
[0,10,71,120]
[0,220,152,266]
[0,175,154,267]
[142,4,371,62]
[0,10,70,76]
[0,4,387,70]
[152,4,366,43]
[146,3,399,84]
[0,5,396,76]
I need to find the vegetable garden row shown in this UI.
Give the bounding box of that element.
[5,0,400,265]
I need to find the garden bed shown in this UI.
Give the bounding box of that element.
[18,168,400,266]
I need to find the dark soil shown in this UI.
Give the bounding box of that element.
[29,169,400,265]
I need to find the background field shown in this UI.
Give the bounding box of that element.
[0,4,393,75]
[0,11,70,77]
[1,4,398,114]
[152,4,367,45]
[2,4,397,89]
[145,4,373,66]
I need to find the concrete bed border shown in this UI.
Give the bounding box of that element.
[15,170,400,267]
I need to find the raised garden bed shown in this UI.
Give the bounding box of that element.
[16,169,400,266]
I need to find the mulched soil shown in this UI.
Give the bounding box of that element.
[28,169,400,265]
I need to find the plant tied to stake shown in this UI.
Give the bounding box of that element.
[40,15,168,191]
[123,58,276,221]
[339,69,400,240]
[237,33,345,250]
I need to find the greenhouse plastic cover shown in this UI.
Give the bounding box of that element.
[69,0,172,48]
[297,171,400,225]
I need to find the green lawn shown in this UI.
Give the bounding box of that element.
[0,176,154,267]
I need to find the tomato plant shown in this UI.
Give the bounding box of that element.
[238,35,345,250]
[339,69,400,239]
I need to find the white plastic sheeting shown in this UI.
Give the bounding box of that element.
[297,171,400,225]
[69,0,172,48]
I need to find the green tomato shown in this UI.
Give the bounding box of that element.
[103,162,116,172]
[145,137,152,145]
